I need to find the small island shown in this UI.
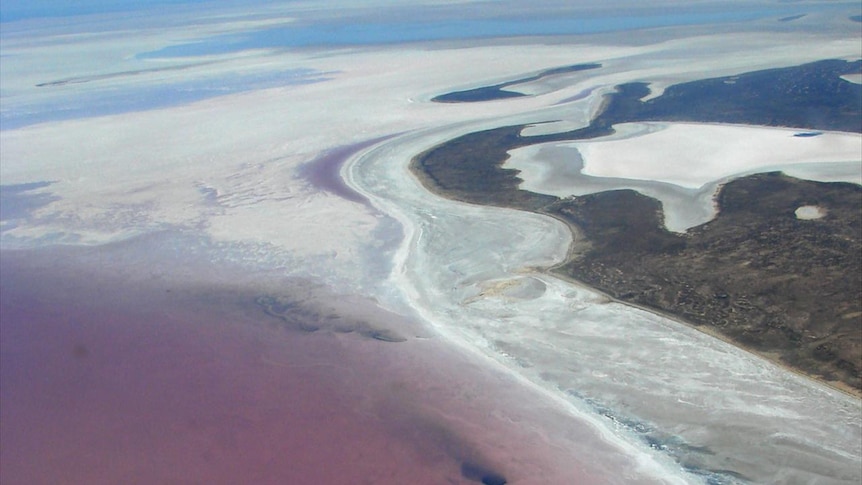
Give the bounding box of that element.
[432,63,601,103]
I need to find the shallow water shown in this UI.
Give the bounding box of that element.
[1,68,330,130]
[0,240,681,484]
[138,8,794,59]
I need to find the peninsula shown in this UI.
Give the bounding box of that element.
[412,59,862,395]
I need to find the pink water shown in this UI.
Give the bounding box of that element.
[0,248,652,484]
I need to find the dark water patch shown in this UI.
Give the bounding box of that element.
[0,182,58,232]
[371,400,511,484]
[256,294,336,333]
[778,14,806,22]
[794,131,823,137]
[461,462,507,484]
[687,467,750,485]
[255,294,407,342]
[433,63,600,103]
[34,61,217,87]
[297,134,397,205]
[850,15,862,22]
[196,185,220,204]
[362,327,407,343]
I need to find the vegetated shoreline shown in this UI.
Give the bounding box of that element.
[409,58,862,398]
[410,156,862,400]
[542,209,862,400]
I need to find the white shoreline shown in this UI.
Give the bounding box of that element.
[344,125,694,484]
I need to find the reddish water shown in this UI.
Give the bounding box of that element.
[0,248,653,485]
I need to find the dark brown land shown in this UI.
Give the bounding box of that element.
[411,59,862,396]
[546,174,862,394]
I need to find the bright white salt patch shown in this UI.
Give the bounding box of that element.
[795,205,826,220]
[507,122,862,232]
[841,73,862,84]
[577,123,862,189]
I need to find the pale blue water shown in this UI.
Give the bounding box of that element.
[139,9,800,58]
[1,68,329,129]
[0,0,212,22]
[2,0,858,128]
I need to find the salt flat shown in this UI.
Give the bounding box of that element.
[577,123,861,189]
[506,122,862,231]
[2,2,861,483]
